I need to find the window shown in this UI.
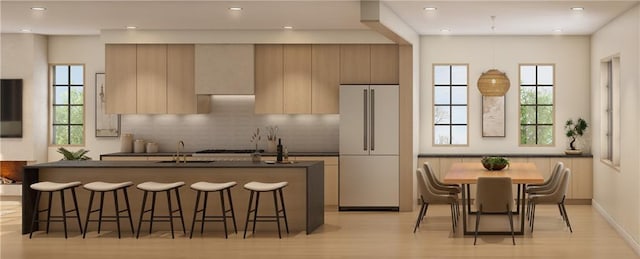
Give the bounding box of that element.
[519,64,554,145]
[51,65,84,145]
[602,57,620,166]
[433,64,468,145]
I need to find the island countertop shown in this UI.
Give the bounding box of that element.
[22,160,324,236]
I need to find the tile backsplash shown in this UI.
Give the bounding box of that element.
[121,96,339,152]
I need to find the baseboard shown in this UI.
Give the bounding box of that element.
[593,200,640,256]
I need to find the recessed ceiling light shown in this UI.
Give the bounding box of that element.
[571,7,584,11]
[20,29,32,33]
[423,7,437,11]
[440,28,450,33]
[126,26,137,30]
[553,28,563,33]
[229,7,243,11]
[283,26,293,30]
[30,7,46,11]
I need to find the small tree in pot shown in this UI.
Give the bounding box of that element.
[565,118,588,151]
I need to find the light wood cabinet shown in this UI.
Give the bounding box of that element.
[105,44,137,114]
[195,44,254,95]
[340,44,371,84]
[136,44,167,114]
[370,44,399,84]
[254,44,284,114]
[339,44,399,85]
[311,45,340,114]
[167,45,210,114]
[292,156,339,207]
[283,45,312,114]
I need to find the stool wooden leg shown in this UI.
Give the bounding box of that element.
[166,190,175,239]
[60,190,68,239]
[29,191,42,239]
[71,188,82,235]
[113,190,121,238]
[98,192,105,234]
[252,192,260,235]
[136,191,148,239]
[149,192,157,235]
[219,190,228,238]
[46,192,53,234]
[278,188,289,233]
[190,190,201,239]
[273,190,282,238]
[226,188,238,234]
[243,191,254,238]
[201,192,208,234]
[122,188,135,235]
[83,191,96,238]
[174,188,186,235]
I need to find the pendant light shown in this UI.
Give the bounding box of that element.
[477,16,510,96]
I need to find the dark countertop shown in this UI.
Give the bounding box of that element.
[100,151,339,157]
[25,160,323,169]
[418,153,593,158]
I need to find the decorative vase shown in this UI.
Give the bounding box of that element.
[267,140,277,153]
[251,152,261,163]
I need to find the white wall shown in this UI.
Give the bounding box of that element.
[420,36,591,154]
[591,5,640,253]
[0,34,48,163]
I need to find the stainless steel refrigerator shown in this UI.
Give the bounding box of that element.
[339,84,399,210]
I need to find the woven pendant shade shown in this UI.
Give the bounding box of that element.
[477,69,510,96]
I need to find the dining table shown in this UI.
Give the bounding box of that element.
[442,162,545,235]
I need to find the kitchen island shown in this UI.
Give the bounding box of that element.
[22,160,324,236]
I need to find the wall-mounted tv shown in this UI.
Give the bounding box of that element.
[1,79,23,138]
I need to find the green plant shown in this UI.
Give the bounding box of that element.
[565,118,588,150]
[481,156,509,171]
[57,147,91,160]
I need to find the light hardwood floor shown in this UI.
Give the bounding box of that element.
[1,196,637,258]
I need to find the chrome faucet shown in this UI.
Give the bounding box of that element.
[175,140,185,163]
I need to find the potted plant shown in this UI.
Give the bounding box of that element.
[564,118,588,155]
[481,156,509,171]
[57,147,92,160]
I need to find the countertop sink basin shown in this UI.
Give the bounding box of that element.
[156,160,215,163]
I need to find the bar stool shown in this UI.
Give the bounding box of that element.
[29,181,83,239]
[82,181,135,238]
[136,181,186,239]
[243,181,289,239]
[189,181,238,238]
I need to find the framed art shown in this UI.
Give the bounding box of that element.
[95,73,120,137]
[482,96,505,137]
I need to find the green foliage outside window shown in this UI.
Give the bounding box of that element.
[52,65,84,145]
[519,65,554,145]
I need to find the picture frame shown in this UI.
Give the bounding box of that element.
[95,73,120,137]
[482,96,506,137]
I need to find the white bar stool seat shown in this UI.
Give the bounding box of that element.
[135,181,186,239]
[82,181,135,238]
[189,181,238,238]
[29,181,83,239]
[243,181,289,238]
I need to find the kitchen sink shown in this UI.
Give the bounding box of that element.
[156,160,215,163]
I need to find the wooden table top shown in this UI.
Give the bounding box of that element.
[442,162,545,184]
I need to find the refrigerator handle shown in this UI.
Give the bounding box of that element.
[363,89,368,151]
[370,89,375,151]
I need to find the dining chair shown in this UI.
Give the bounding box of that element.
[423,162,462,195]
[526,161,564,220]
[474,177,515,245]
[528,168,572,233]
[413,168,458,233]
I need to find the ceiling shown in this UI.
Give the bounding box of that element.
[1,1,638,36]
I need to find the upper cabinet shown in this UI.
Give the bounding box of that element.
[105,44,137,114]
[136,44,167,114]
[105,44,209,114]
[195,44,254,95]
[283,45,312,114]
[254,44,284,114]
[339,44,399,85]
[311,45,340,114]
